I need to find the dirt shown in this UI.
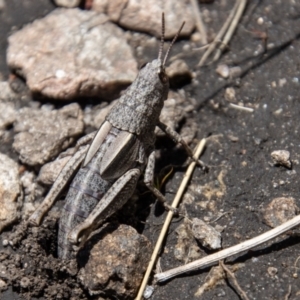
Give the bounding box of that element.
[1,0,300,299]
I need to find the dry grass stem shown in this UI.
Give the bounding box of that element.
[213,0,247,62]
[284,284,292,300]
[155,214,300,282]
[220,260,250,300]
[135,139,207,300]
[198,0,247,67]
[190,0,207,45]
[229,103,254,112]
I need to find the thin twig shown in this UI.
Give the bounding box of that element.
[229,103,254,113]
[155,214,300,282]
[284,284,292,300]
[210,211,231,223]
[293,255,300,269]
[190,0,207,45]
[193,44,210,51]
[213,0,247,62]
[198,0,240,67]
[243,0,260,27]
[135,139,206,300]
[220,260,250,300]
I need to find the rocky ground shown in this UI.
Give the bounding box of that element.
[1,0,300,299]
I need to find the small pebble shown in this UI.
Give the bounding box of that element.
[224,87,236,102]
[20,277,30,288]
[166,59,192,87]
[0,0,5,10]
[143,285,154,299]
[182,44,191,52]
[271,150,291,169]
[263,197,298,228]
[273,108,283,115]
[2,239,8,246]
[267,267,278,277]
[257,17,264,25]
[192,218,222,250]
[0,278,7,289]
[229,66,242,78]
[216,64,229,78]
[228,135,239,142]
[278,78,287,87]
[191,32,202,42]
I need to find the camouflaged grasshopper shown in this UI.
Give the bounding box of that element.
[29,15,205,259]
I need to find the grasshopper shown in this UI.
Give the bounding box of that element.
[29,14,205,259]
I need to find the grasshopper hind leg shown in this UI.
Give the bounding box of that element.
[68,168,141,245]
[28,145,89,226]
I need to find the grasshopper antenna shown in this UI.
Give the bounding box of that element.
[162,21,185,67]
[158,12,165,61]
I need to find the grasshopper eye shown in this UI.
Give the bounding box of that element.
[158,70,168,84]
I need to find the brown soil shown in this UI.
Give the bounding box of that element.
[1,0,300,299]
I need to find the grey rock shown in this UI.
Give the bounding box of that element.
[79,224,151,299]
[20,171,45,219]
[20,171,36,203]
[180,118,198,145]
[263,197,298,228]
[174,219,202,263]
[0,278,7,291]
[83,100,117,129]
[13,103,84,166]
[166,59,192,87]
[216,64,230,78]
[92,0,195,38]
[0,153,22,232]
[0,81,19,129]
[38,155,71,186]
[0,81,20,101]
[7,9,138,100]
[191,218,222,250]
[156,91,197,144]
[271,150,292,169]
[143,286,154,299]
[216,64,242,79]
[0,102,16,129]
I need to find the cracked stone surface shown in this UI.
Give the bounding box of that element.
[92,0,195,38]
[7,8,138,100]
[13,103,84,166]
[0,153,22,232]
[79,224,152,299]
[0,81,19,130]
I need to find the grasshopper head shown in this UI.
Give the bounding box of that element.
[136,17,185,107]
[105,16,185,136]
[138,58,169,104]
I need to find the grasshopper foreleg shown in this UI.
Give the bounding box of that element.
[29,144,89,226]
[157,121,207,170]
[68,168,141,245]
